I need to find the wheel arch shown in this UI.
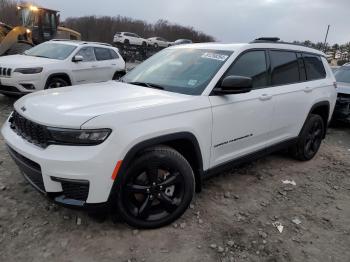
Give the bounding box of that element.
[45,73,72,89]
[110,132,204,199]
[304,101,330,138]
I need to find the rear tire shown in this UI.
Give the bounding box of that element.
[290,114,324,161]
[112,71,126,80]
[115,146,195,229]
[45,77,69,89]
[7,42,33,55]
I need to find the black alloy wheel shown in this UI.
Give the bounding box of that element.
[290,114,324,161]
[116,146,195,228]
[46,77,69,89]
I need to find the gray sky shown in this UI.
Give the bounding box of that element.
[34,0,349,44]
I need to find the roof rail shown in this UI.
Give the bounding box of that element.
[82,42,112,47]
[250,37,316,49]
[252,37,280,43]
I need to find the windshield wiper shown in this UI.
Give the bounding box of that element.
[33,55,50,58]
[128,81,165,90]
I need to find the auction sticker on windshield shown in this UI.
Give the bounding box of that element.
[201,52,229,61]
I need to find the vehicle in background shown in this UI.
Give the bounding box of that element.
[172,39,193,46]
[147,37,171,48]
[0,4,80,56]
[333,64,350,121]
[330,66,340,73]
[0,40,125,96]
[113,32,148,47]
[1,39,336,228]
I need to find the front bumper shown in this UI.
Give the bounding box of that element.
[334,93,350,121]
[0,74,43,95]
[1,121,119,208]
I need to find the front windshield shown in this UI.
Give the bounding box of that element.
[24,43,77,60]
[335,66,350,83]
[123,48,233,95]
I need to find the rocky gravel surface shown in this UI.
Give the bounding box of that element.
[0,94,349,262]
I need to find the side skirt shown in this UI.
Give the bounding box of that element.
[203,138,298,179]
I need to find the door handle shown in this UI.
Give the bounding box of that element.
[259,94,272,101]
[304,87,313,93]
[91,65,98,68]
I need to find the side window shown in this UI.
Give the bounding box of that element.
[270,50,300,86]
[94,47,113,61]
[303,53,326,80]
[76,47,96,62]
[109,49,119,59]
[225,50,268,89]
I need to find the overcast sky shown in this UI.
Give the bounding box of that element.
[34,0,349,44]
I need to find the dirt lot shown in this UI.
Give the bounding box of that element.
[0,94,349,262]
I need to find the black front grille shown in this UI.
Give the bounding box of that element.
[0,84,19,93]
[9,111,51,148]
[7,146,45,193]
[61,181,89,201]
[0,67,12,76]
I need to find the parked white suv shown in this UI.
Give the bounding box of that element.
[113,32,148,47]
[2,40,337,228]
[147,37,171,48]
[0,40,125,96]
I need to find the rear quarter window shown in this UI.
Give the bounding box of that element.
[303,53,326,80]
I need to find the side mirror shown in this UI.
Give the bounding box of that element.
[72,55,83,62]
[213,75,253,95]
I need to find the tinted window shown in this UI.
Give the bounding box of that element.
[94,47,113,61]
[225,51,268,89]
[110,49,119,59]
[303,54,326,80]
[270,51,299,85]
[76,47,95,62]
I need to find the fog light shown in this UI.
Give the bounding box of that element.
[21,84,35,90]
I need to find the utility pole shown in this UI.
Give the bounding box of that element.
[323,25,330,52]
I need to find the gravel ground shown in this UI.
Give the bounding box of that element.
[0,94,349,262]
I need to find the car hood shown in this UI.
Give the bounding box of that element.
[14,81,194,128]
[337,82,350,95]
[0,54,60,67]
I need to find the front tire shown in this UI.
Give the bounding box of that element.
[290,114,324,161]
[45,77,69,89]
[115,146,195,229]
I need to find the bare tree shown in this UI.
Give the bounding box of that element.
[64,16,215,43]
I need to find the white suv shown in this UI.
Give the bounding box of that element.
[2,40,337,228]
[113,32,148,47]
[147,37,171,48]
[0,40,125,96]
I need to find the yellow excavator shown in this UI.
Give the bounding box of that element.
[0,4,81,56]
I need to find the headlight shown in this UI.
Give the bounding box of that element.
[47,128,111,146]
[14,67,43,74]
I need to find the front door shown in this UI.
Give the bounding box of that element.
[209,50,275,168]
[71,47,100,84]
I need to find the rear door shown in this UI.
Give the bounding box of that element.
[71,47,99,84]
[93,47,116,80]
[268,50,327,142]
[209,50,275,167]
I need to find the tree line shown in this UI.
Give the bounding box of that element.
[64,17,215,43]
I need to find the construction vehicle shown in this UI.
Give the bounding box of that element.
[0,4,81,56]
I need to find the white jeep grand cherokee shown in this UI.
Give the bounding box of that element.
[1,40,337,228]
[0,40,125,96]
